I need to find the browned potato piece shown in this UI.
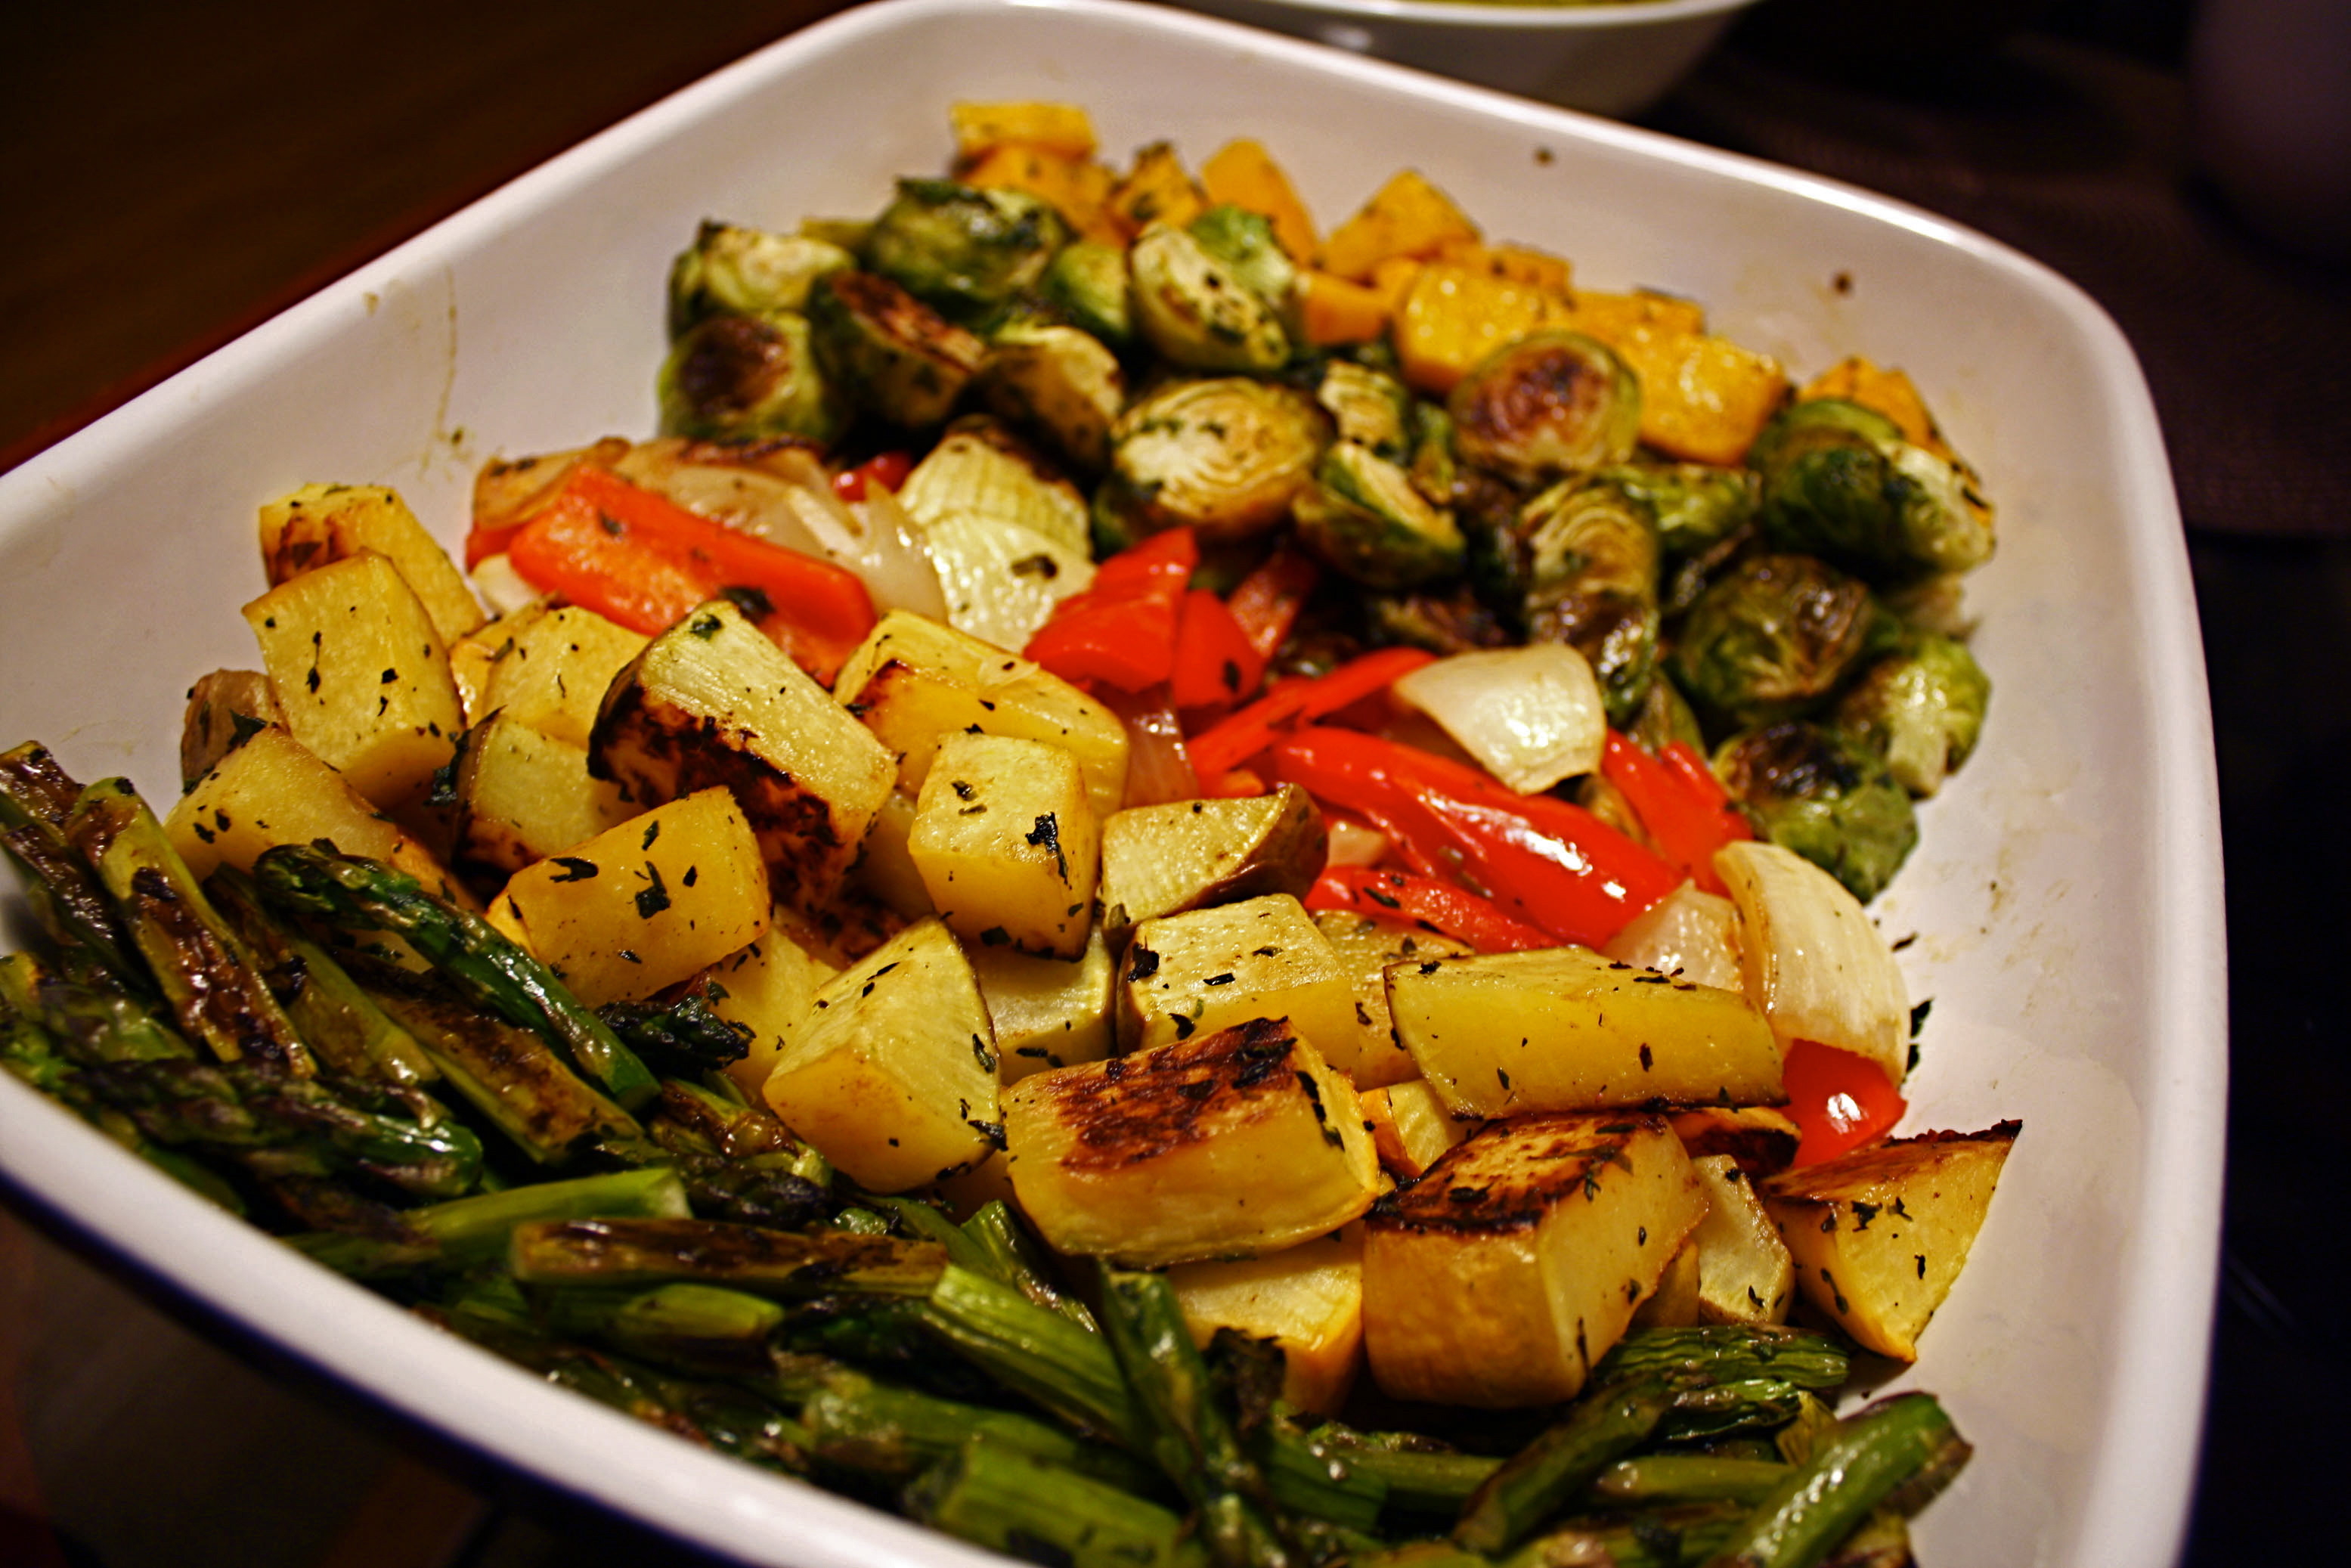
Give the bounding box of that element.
[1761,1121,2020,1361]
[592,599,894,910]
[470,603,647,748]
[1171,1228,1365,1416]
[1628,1240,1703,1330]
[969,927,1114,1083]
[178,669,283,789]
[495,787,771,1008]
[1361,1112,1705,1407]
[1671,1105,1803,1177]
[447,711,633,878]
[241,550,465,814]
[1386,944,1783,1118]
[259,482,485,646]
[1689,1154,1795,1325]
[907,733,1098,959]
[705,926,840,1101]
[1003,1016,1379,1266]
[1360,1078,1473,1179]
[1114,893,1357,1058]
[1312,910,1470,1089]
[1097,785,1325,949]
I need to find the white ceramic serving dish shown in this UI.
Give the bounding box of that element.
[0,2,2223,1564]
[1171,0,1762,116]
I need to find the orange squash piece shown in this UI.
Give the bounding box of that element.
[1321,169,1481,283]
[1200,138,1319,262]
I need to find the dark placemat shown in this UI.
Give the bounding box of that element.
[1646,33,2351,538]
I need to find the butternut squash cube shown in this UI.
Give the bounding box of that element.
[971,927,1114,1083]
[1605,327,1790,466]
[1386,944,1784,1118]
[760,917,1002,1193]
[1199,138,1318,262]
[1115,894,1358,1058]
[1003,1016,1379,1266]
[960,144,1120,246]
[259,482,485,646]
[908,733,1098,959]
[1299,268,1395,348]
[496,787,771,1008]
[241,550,464,814]
[1761,1121,2019,1362]
[1361,1112,1705,1407]
[1172,1228,1364,1416]
[1321,170,1479,283]
[591,598,894,910]
[949,101,1099,162]
[1393,261,1572,397]
[1109,141,1206,237]
[835,610,1129,821]
[1312,910,1471,1089]
[1689,1154,1795,1326]
[1800,356,1946,454]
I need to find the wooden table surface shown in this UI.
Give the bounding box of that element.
[5,2,2344,1565]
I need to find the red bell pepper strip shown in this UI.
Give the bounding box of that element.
[1224,546,1321,662]
[1660,739,1736,810]
[832,450,915,504]
[1023,528,1198,691]
[1306,866,1552,953]
[1600,731,1752,896]
[1265,726,1680,950]
[1780,1039,1908,1166]
[503,465,877,685]
[1169,589,1268,711]
[1185,646,1436,780]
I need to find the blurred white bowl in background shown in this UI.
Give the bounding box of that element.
[1171,0,1763,116]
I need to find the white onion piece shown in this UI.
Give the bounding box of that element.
[1324,816,1389,868]
[1390,644,1606,795]
[1714,840,1910,1084]
[468,554,541,618]
[1600,882,1744,992]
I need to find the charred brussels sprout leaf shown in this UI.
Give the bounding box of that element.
[668,222,856,337]
[1626,671,1708,758]
[1515,474,1662,726]
[863,179,1069,329]
[1715,721,1919,903]
[1668,554,1893,733]
[1036,240,1133,349]
[1097,377,1328,542]
[1750,398,1995,583]
[807,271,985,429]
[1186,203,1298,321]
[1364,584,1514,655]
[1834,630,1991,797]
[657,310,850,447]
[1599,461,1761,560]
[975,320,1126,473]
[1127,224,1290,373]
[1316,358,1414,459]
[1449,330,1641,487]
[1292,440,1466,590]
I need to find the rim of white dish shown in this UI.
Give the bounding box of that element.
[1193,0,1761,31]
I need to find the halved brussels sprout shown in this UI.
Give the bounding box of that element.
[1515,474,1662,725]
[1668,553,1892,733]
[1714,720,1919,903]
[1293,441,1466,590]
[1188,203,1299,321]
[977,320,1126,473]
[657,310,850,446]
[668,222,856,336]
[1316,359,1414,458]
[1833,630,1990,797]
[1625,671,1708,758]
[1364,585,1513,655]
[1749,398,1995,582]
[807,271,985,429]
[1597,461,1760,559]
[1448,330,1641,486]
[862,178,1070,327]
[1127,224,1290,373]
[1038,240,1134,349]
[1096,377,1328,542]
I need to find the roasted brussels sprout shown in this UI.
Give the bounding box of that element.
[1127,224,1291,373]
[1598,461,1760,559]
[862,178,1069,328]
[1187,203,1298,320]
[1715,721,1919,903]
[1095,377,1327,542]
[1626,671,1707,758]
[1316,359,1414,458]
[1293,441,1465,590]
[1515,474,1662,726]
[973,319,1125,473]
[1448,330,1641,486]
[667,222,856,336]
[807,271,985,429]
[1749,398,1994,582]
[1407,397,1458,504]
[1364,584,1513,655]
[1037,239,1134,349]
[1833,630,1990,797]
[1668,553,1892,733]
[657,310,850,446]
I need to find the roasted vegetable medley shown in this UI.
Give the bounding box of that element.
[0,104,2022,1566]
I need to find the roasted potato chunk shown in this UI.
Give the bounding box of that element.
[1002,1016,1379,1266]
[907,733,1098,959]
[1097,786,1325,950]
[706,925,841,1102]
[1312,910,1470,1089]
[466,603,648,747]
[1361,1112,1705,1407]
[970,926,1114,1083]
[1761,1121,2020,1361]
[178,668,283,789]
[447,711,633,878]
[592,598,894,909]
[1171,1228,1365,1416]
[259,482,485,646]
[1114,893,1360,1060]
[1689,1154,1795,1325]
[1361,1078,1474,1179]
